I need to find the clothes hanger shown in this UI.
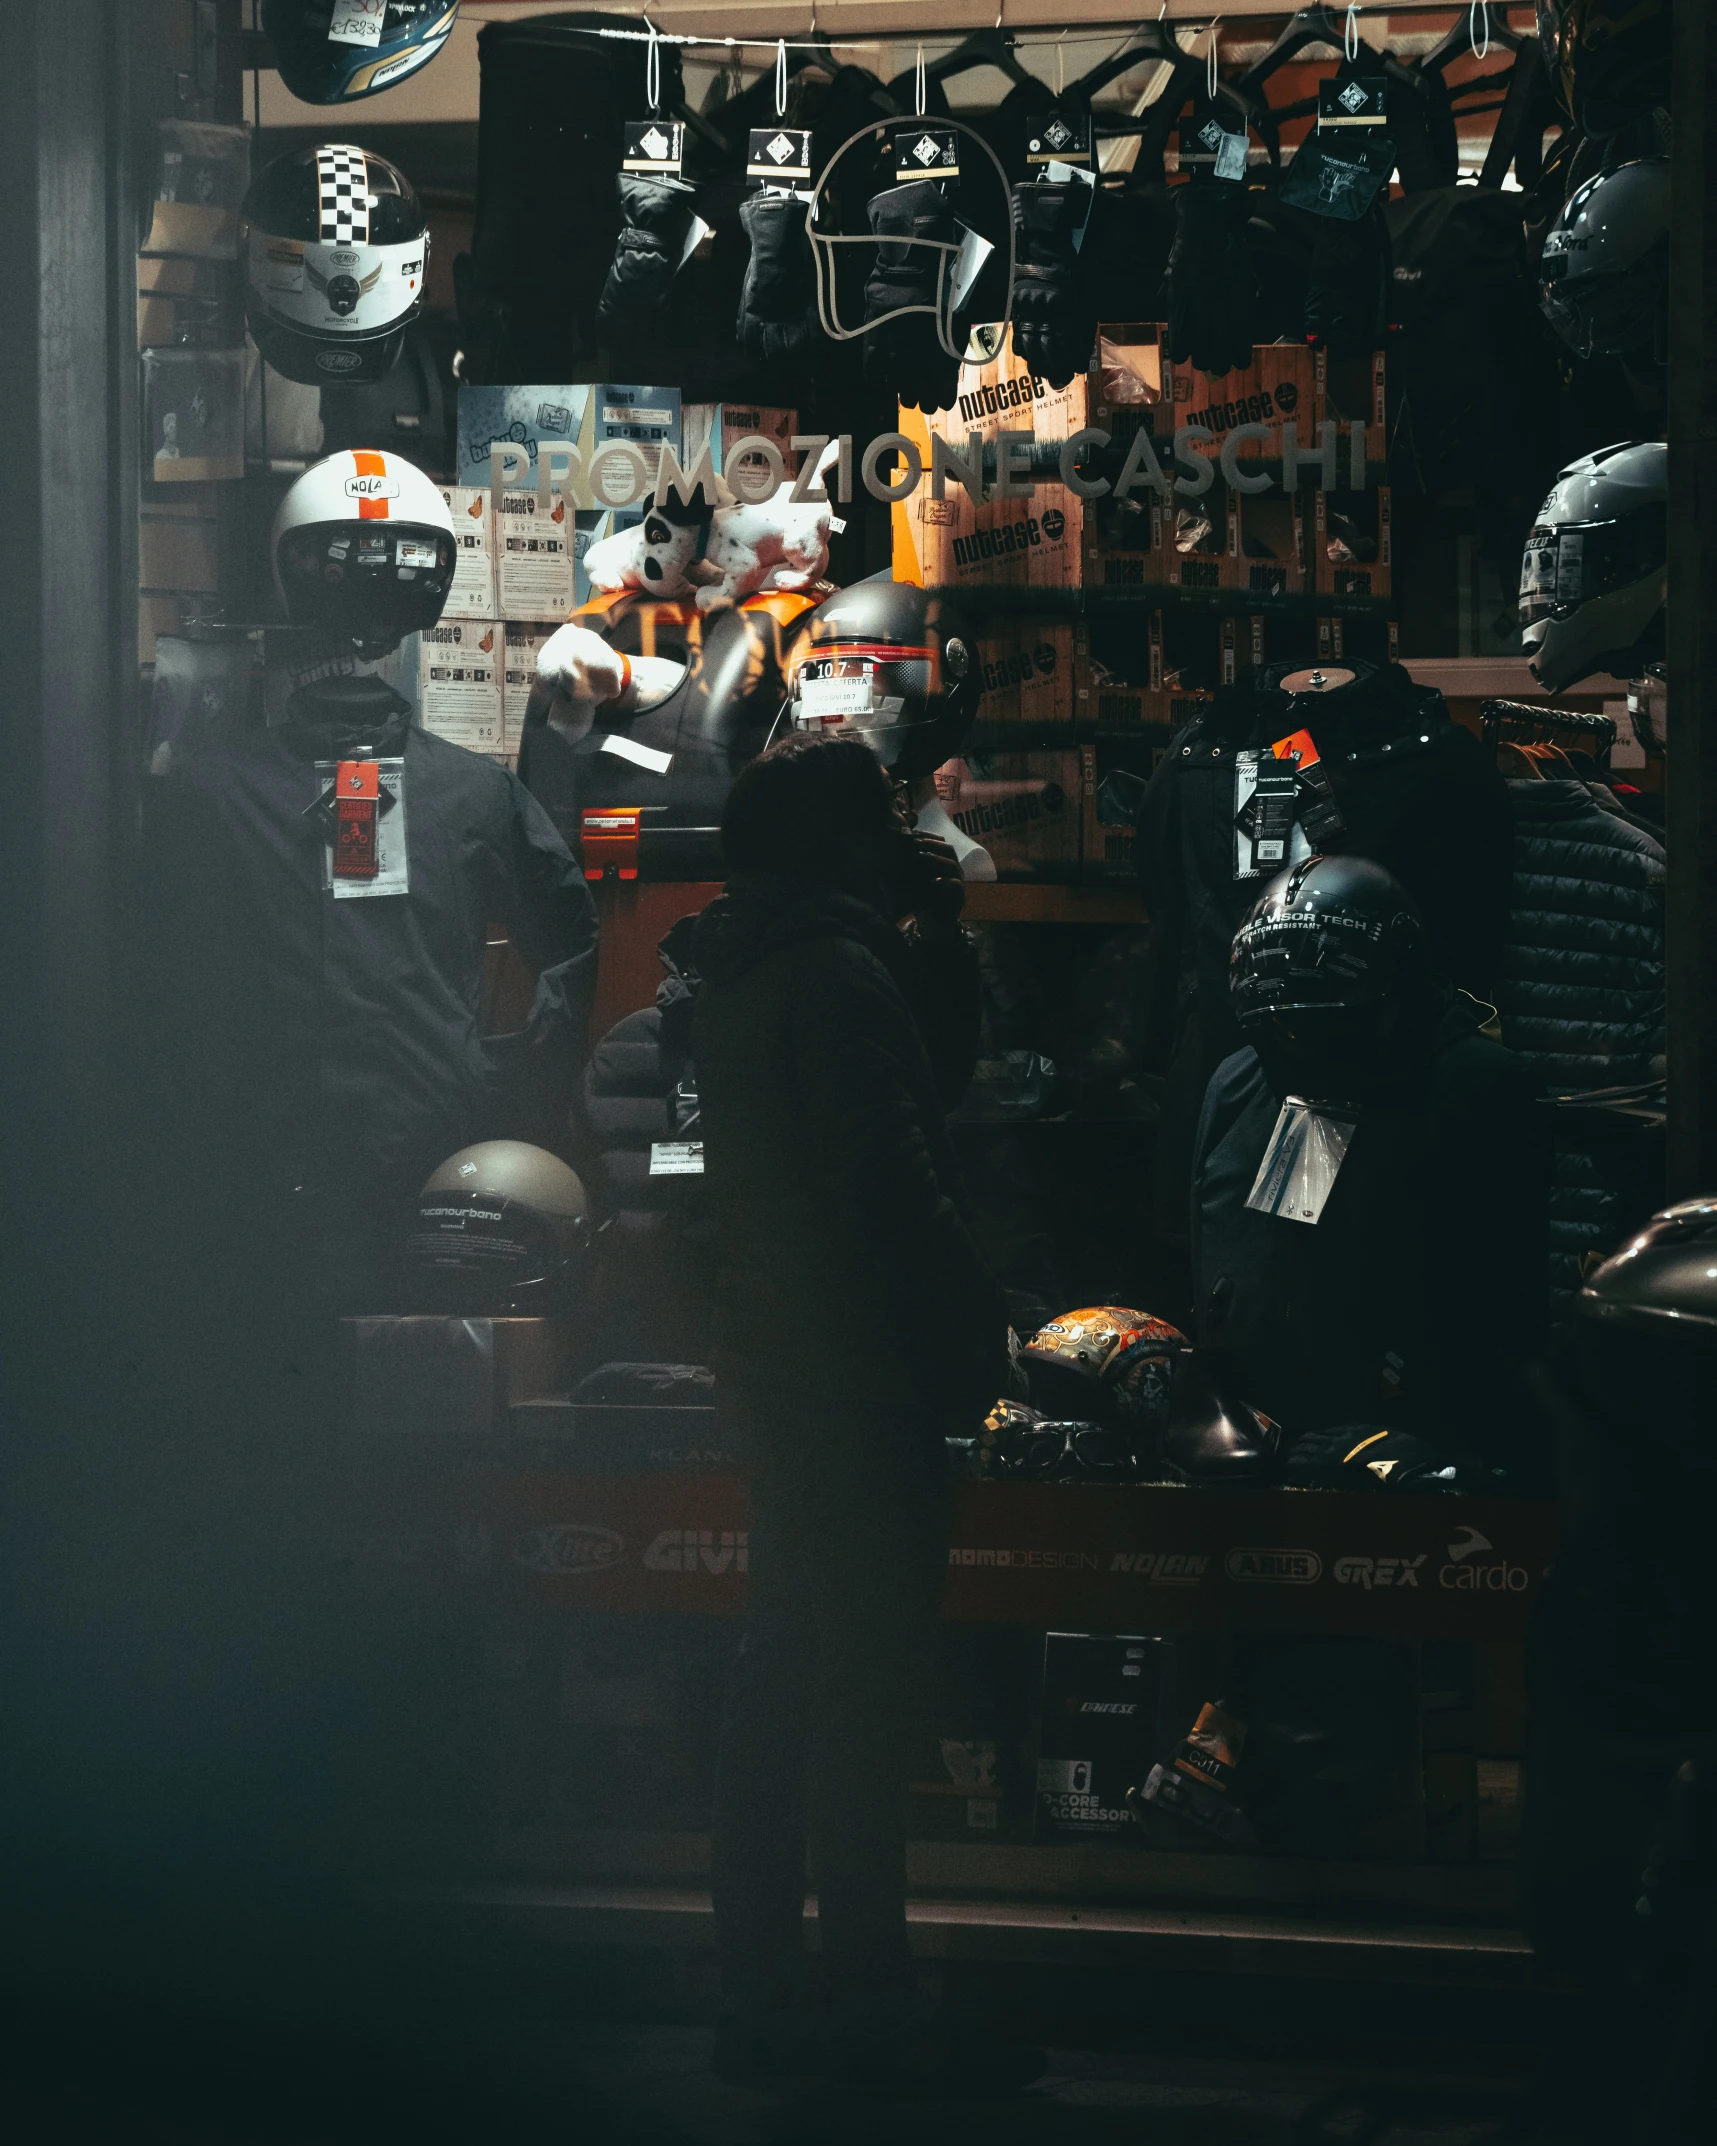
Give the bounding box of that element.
[1419,3,1525,78]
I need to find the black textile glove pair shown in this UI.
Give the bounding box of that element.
[597,172,699,336]
[1009,179,1111,390]
[1166,179,1258,377]
[863,178,963,414]
[735,190,819,364]
[1303,197,1392,357]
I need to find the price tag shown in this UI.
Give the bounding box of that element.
[798,656,875,720]
[328,1,385,50]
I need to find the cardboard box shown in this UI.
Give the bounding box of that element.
[931,750,1083,882]
[1081,737,1163,883]
[1033,1632,1169,1841]
[501,620,563,741]
[680,403,798,492]
[1315,486,1393,599]
[892,332,1088,592]
[1314,347,1387,469]
[456,383,682,506]
[439,484,497,619]
[418,620,506,759]
[1237,490,1310,599]
[970,620,1087,740]
[1161,341,1317,461]
[495,492,574,621]
[139,514,221,593]
[1164,476,1239,592]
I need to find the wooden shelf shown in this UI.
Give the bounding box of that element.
[964,883,1144,923]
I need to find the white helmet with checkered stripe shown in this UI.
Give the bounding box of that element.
[242,142,428,385]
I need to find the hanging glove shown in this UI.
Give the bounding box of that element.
[1303,197,1392,357]
[1009,180,1104,390]
[1165,180,1257,377]
[863,179,961,414]
[597,172,700,336]
[735,190,819,364]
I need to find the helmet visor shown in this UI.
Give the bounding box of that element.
[1519,504,1667,628]
[278,518,456,637]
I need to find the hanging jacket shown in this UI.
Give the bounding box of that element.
[1494,779,1666,1091]
[690,872,1005,1450]
[139,677,598,1217]
[1494,778,1667,1311]
[1135,661,1514,1268]
[1190,987,1548,1469]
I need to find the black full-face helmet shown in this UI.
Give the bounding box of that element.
[783,579,980,782]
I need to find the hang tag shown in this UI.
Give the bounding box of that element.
[949,222,994,312]
[333,758,380,880]
[598,732,673,776]
[1245,1098,1357,1226]
[747,126,813,185]
[1281,86,1394,221]
[1269,727,1346,845]
[1178,109,1248,183]
[1233,750,1309,879]
[894,124,961,183]
[623,120,685,176]
[1318,77,1389,130]
[799,656,876,719]
[328,1,385,49]
[581,806,643,882]
[678,213,713,270]
[1027,112,1095,169]
[649,1141,705,1177]
[318,757,407,899]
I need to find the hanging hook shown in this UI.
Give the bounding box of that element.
[645,15,660,112]
[914,42,926,117]
[1469,2,1491,61]
[1344,4,1360,63]
[1206,16,1220,101]
[775,35,788,117]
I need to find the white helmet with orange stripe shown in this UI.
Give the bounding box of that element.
[272,448,456,657]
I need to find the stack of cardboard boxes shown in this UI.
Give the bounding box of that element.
[893,327,1394,885]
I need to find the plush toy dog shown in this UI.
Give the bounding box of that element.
[581,445,837,612]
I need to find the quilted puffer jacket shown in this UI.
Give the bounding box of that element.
[1494,780,1666,1090]
[1494,779,1666,1310]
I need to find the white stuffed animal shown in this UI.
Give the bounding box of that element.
[581,443,837,611]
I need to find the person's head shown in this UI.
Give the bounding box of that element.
[720,732,908,899]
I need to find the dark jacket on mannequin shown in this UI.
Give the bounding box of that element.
[139,677,599,1243]
[1190,987,1547,1469]
[1136,663,1514,1281]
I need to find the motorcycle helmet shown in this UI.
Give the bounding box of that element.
[784,579,978,781]
[272,448,457,657]
[1019,1308,1187,1439]
[242,142,427,385]
[1538,158,1669,363]
[403,1141,591,1313]
[1561,1,1671,139]
[262,2,460,106]
[1519,440,1667,692]
[1159,1358,1283,1486]
[1230,856,1429,1100]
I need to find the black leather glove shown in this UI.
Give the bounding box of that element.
[597,172,699,335]
[735,190,819,364]
[1009,179,1104,390]
[863,179,961,414]
[1303,197,1392,356]
[1165,180,1257,377]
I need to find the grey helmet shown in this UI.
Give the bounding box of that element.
[1519,440,1667,693]
[404,1141,591,1312]
[1538,157,1669,361]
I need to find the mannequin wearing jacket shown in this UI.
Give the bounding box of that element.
[1136,661,1513,1296]
[140,672,599,1303]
